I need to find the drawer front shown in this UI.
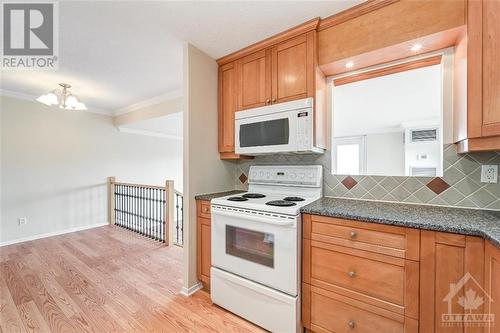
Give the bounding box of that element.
[197,200,211,218]
[303,214,420,260]
[311,245,404,305]
[310,287,405,333]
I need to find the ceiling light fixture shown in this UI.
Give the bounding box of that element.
[36,83,87,111]
[411,43,423,52]
[345,61,354,69]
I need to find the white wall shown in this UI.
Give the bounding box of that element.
[182,43,235,294]
[366,132,405,176]
[0,96,183,245]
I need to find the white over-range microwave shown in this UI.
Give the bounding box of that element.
[235,97,324,155]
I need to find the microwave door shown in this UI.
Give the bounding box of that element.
[236,112,297,154]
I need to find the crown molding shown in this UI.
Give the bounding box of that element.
[114,89,183,116]
[0,89,114,116]
[117,126,182,140]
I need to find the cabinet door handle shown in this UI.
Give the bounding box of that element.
[349,231,357,239]
[348,270,356,278]
[266,99,271,104]
[348,320,356,329]
[272,98,276,103]
[203,207,209,213]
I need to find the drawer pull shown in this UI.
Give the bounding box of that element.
[348,320,356,329]
[348,270,356,278]
[203,207,209,213]
[349,231,357,239]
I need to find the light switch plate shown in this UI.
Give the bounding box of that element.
[18,217,27,226]
[480,165,498,183]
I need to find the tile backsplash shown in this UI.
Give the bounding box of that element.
[234,144,500,210]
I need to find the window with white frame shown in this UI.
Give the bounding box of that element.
[332,136,367,175]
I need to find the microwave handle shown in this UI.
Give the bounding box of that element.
[211,208,296,227]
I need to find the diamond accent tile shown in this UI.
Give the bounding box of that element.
[426,178,450,195]
[341,176,358,190]
[238,173,247,184]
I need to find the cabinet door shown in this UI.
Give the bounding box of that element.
[271,32,314,104]
[218,62,236,153]
[482,0,500,137]
[237,49,271,110]
[196,200,211,290]
[420,231,484,333]
[484,242,499,333]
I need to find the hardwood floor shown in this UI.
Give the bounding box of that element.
[0,225,265,333]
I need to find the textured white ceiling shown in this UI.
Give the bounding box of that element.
[0,0,363,112]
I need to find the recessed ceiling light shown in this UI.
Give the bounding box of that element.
[345,61,354,68]
[411,43,423,52]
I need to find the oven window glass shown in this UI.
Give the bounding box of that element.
[226,225,274,268]
[239,118,289,147]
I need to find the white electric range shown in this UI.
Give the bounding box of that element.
[210,165,323,333]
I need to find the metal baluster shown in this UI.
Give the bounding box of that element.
[149,188,153,239]
[139,187,143,235]
[162,189,165,242]
[156,189,159,241]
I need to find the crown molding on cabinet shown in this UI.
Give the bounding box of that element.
[318,0,400,31]
[216,17,320,66]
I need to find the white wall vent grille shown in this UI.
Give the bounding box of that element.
[410,128,438,143]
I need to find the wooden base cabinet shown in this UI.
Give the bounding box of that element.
[485,242,500,333]
[196,200,211,290]
[419,231,485,333]
[302,214,420,333]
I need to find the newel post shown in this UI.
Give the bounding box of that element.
[108,177,116,224]
[165,180,175,245]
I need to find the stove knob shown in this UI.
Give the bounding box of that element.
[308,172,314,179]
[266,172,271,178]
[259,171,264,177]
[299,173,305,179]
[290,172,297,179]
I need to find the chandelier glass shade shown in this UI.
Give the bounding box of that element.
[36,83,87,111]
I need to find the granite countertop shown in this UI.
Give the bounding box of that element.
[194,190,245,201]
[301,197,500,248]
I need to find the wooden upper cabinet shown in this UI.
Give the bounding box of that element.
[485,242,500,333]
[217,19,325,159]
[236,49,271,110]
[218,62,237,153]
[271,33,313,104]
[481,0,500,137]
[455,0,500,152]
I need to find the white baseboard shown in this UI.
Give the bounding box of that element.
[0,222,109,247]
[180,282,204,297]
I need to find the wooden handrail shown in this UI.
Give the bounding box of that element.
[112,181,166,190]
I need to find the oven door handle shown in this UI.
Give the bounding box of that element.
[212,209,296,227]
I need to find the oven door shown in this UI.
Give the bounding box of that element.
[211,206,299,296]
[235,110,297,155]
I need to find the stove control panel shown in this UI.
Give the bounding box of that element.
[248,165,322,187]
